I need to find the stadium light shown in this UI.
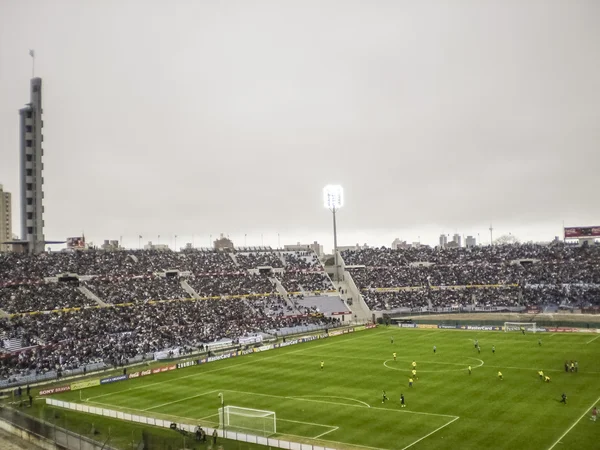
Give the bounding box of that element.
[323,185,343,282]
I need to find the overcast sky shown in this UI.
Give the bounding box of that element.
[1,0,599,251]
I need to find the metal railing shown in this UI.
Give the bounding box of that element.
[0,405,119,450]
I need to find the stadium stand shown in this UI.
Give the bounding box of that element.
[0,249,343,383]
[1,243,597,383]
[343,243,600,311]
[0,281,93,313]
[84,276,191,304]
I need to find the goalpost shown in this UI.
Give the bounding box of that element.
[504,322,537,333]
[218,405,277,437]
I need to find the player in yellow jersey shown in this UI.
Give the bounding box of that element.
[498,371,503,380]
[538,370,544,380]
[468,365,472,375]
[412,369,418,380]
[408,378,413,387]
[320,361,324,370]
[412,361,417,369]
[393,352,397,361]
[544,376,551,383]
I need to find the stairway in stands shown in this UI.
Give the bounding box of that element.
[181,279,200,299]
[78,286,108,307]
[271,277,300,314]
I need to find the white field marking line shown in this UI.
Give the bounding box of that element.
[86,330,376,402]
[383,358,484,373]
[313,426,339,439]
[281,432,386,450]
[400,416,459,450]
[289,395,371,408]
[220,388,458,419]
[297,352,478,366]
[198,413,220,421]
[142,389,219,411]
[87,394,337,436]
[547,395,600,450]
[586,335,600,344]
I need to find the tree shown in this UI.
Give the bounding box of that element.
[494,234,520,245]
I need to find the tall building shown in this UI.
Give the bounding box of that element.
[465,235,477,248]
[19,78,45,254]
[452,233,462,248]
[0,185,12,252]
[439,234,448,248]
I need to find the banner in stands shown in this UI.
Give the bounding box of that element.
[328,328,354,337]
[154,349,180,360]
[39,385,71,396]
[398,323,417,328]
[71,379,100,390]
[100,374,128,385]
[438,325,459,329]
[205,340,234,351]
[564,226,600,238]
[239,335,263,345]
[416,324,438,329]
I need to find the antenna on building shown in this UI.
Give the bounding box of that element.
[489,224,494,245]
[29,50,35,77]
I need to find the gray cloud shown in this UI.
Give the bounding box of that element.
[0,0,599,250]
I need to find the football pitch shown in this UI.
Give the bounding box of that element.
[53,327,600,450]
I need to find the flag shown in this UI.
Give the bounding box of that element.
[29,49,35,58]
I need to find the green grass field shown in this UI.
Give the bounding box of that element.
[51,327,600,450]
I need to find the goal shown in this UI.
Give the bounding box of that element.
[504,322,537,333]
[218,405,276,437]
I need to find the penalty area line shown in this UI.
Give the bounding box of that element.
[313,426,339,439]
[400,416,459,450]
[547,394,600,450]
[586,335,600,344]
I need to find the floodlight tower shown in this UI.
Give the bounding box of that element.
[323,185,344,282]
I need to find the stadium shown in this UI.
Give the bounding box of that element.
[0,240,599,449]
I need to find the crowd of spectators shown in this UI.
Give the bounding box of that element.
[235,252,284,269]
[0,282,93,313]
[0,297,336,381]
[342,242,600,266]
[188,273,275,297]
[346,243,600,311]
[277,272,334,293]
[282,252,322,270]
[244,295,294,316]
[84,276,190,304]
[362,286,525,311]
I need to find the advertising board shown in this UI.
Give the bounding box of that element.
[39,385,71,396]
[71,379,100,391]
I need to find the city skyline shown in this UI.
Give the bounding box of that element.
[1,1,599,254]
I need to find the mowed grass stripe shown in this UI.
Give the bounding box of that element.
[52,327,600,450]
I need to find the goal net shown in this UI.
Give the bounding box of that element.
[504,322,537,333]
[218,405,276,437]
